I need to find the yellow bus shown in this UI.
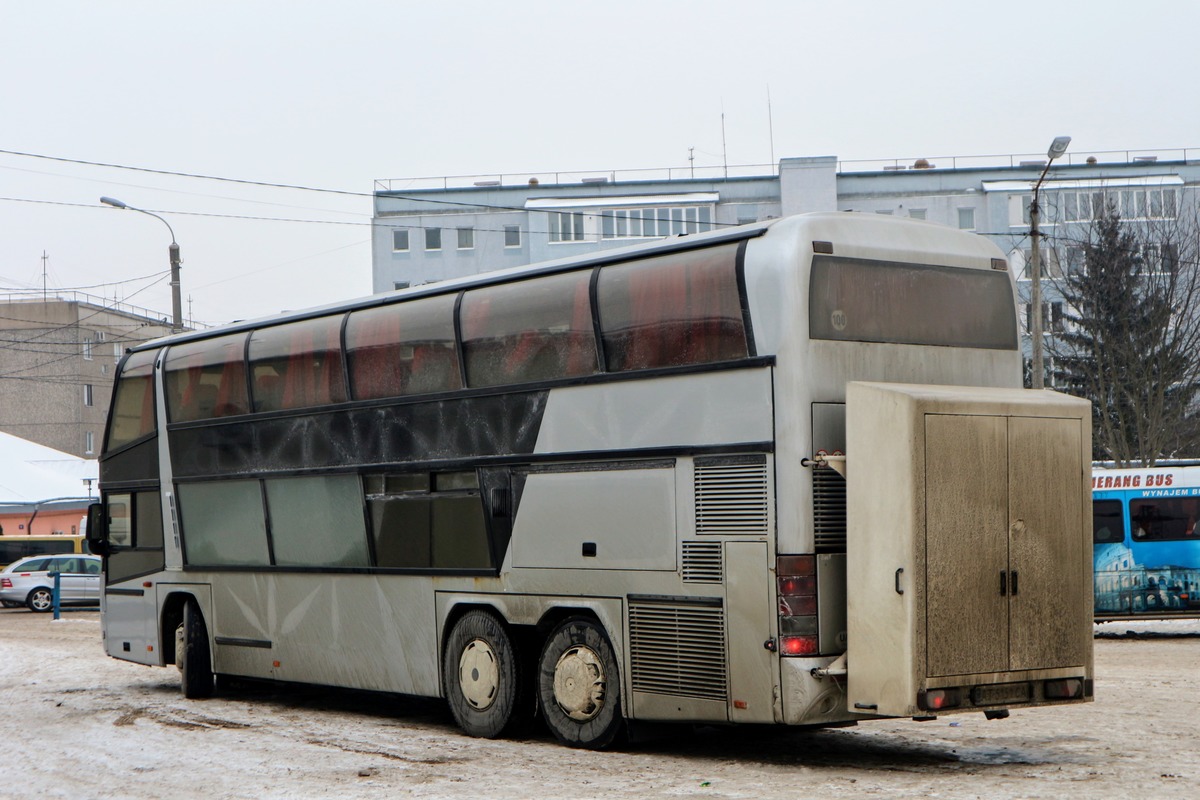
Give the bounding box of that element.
[0,535,89,569]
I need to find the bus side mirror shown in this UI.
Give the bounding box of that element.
[86,502,111,556]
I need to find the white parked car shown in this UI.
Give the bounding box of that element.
[0,554,102,612]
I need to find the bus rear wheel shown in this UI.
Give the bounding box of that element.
[443,610,518,738]
[176,599,215,699]
[537,617,623,749]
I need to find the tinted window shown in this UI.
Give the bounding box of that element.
[107,491,166,584]
[108,493,133,548]
[265,475,369,567]
[1130,498,1200,542]
[366,471,491,570]
[1093,499,1125,544]
[107,349,158,450]
[809,256,1018,350]
[461,271,597,388]
[345,294,462,400]
[17,558,51,572]
[165,334,249,421]
[597,243,748,372]
[249,316,347,412]
[178,481,270,566]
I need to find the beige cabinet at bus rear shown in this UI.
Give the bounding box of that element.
[845,382,1093,718]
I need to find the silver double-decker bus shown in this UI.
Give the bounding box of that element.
[88,212,1094,748]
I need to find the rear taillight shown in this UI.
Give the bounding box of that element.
[918,688,962,711]
[0,578,10,588]
[1044,678,1085,700]
[777,555,818,656]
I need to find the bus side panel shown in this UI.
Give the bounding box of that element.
[102,588,161,666]
[207,572,440,696]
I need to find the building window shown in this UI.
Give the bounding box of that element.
[957,208,976,230]
[425,228,442,251]
[85,431,95,455]
[83,384,94,407]
[457,227,474,250]
[599,206,712,239]
[548,212,585,243]
[83,337,93,360]
[392,229,409,252]
[504,225,521,248]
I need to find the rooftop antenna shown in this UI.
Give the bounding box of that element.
[767,85,776,169]
[41,250,48,302]
[688,146,695,177]
[721,109,728,179]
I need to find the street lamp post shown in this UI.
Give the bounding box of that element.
[100,196,183,333]
[1029,135,1072,390]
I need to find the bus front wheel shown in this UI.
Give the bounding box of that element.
[443,610,518,738]
[176,600,215,699]
[537,617,623,749]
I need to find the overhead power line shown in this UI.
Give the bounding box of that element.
[0,147,743,226]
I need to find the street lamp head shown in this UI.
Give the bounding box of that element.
[1047,136,1072,161]
[99,196,128,209]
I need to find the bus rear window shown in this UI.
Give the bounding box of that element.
[164,333,249,422]
[248,316,347,413]
[106,349,158,451]
[809,256,1018,350]
[597,243,747,372]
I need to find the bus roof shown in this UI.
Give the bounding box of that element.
[124,220,773,355]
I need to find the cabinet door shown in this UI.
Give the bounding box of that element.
[925,414,1010,677]
[1008,416,1088,670]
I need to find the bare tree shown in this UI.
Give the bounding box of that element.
[1046,199,1200,465]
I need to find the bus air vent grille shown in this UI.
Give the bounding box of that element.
[813,466,847,553]
[681,541,724,583]
[695,461,769,535]
[628,601,728,701]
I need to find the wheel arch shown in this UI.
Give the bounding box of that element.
[160,589,207,666]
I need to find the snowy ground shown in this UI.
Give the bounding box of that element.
[0,609,1197,800]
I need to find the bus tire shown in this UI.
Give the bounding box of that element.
[177,600,215,699]
[443,610,518,739]
[537,617,623,749]
[26,587,53,613]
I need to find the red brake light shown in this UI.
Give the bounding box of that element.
[920,688,962,711]
[779,634,819,656]
[778,575,816,596]
[776,554,821,657]
[1044,678,1084,700]
[0,578,10,589]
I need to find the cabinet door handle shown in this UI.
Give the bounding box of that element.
[1010,570,1019,596]
[895,567,904,595]
[1000,570,1008,596]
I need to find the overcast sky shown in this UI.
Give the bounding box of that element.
[2,0,1197,327]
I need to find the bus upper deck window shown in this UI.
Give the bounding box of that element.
[164,333,250,422]
[248,316,347,413]
[597,244,747,372]
[460,271,598,388]
[346,294,462,400]
[106,349,159,451]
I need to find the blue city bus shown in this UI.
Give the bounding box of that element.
[1093,465,1200,620]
